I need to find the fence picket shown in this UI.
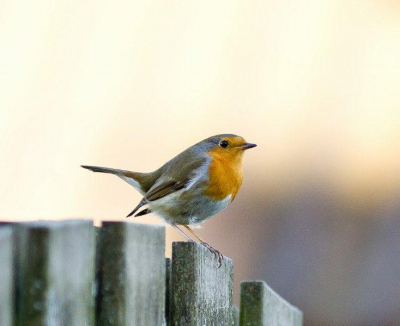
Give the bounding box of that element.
[96,222,166,326]
[240,281,303,326]
[17,220,95,326]
[0,227,14,326]
[170,241,233,325]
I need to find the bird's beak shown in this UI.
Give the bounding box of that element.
[240,143,257,150]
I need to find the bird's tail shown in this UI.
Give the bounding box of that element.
[81,165,115,174]
[81,165,126,175]
[81,165,154,195]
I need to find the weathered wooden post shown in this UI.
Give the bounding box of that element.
[165,258,172,324]
[17,220,96,326]
[170,242,233,325]
[0,227,14,326]
[2,219,305,325]
[96,222,166,326]
[232,306,239,326]
[240,281,303,326]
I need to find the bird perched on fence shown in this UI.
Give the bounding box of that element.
[82,134,256,267]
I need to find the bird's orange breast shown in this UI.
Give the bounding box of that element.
[203,148,244,201]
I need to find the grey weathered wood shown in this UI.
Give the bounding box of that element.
[17,220,95,326]
[165,258,172,324]
[0,227,14,326]
[95,226,102,321]
[97,222,166,326]
[170,241,233,326]
[240,281,303,326]
[232,306,239,326]
[1,222,20,326]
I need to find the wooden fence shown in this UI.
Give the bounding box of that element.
[0,220,303,326]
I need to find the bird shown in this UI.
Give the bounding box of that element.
[82,134,256,267]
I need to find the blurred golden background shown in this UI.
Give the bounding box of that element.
[1,0,400,325]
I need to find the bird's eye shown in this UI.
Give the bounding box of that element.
[219,140,229,148]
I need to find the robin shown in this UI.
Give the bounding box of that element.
[82,134,256,267]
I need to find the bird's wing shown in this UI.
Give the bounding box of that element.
[145,153,208,202]
[134,208,152,217]
[126,197,147,217]
[145,179,186,201]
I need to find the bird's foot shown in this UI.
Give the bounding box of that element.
[200,241,224,268]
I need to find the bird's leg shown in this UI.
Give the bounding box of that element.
[183,225,224,268]
[171,224,195,242]
[182,225,204,242]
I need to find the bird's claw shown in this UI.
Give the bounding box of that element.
[200,241,224,268]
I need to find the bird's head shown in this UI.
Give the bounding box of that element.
[199,134,257,161]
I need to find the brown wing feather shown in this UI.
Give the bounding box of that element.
[134,208,152,217]
[126,197,147,217]
[143,151,207,202]
[145,179,186,201]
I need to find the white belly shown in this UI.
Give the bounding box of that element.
[148,189,232,227]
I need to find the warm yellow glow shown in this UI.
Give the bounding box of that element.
[1,0,399,226]
[2,2,400,323]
